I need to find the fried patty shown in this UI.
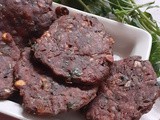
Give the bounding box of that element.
[0,32,20,99]
[14,48,97,116]
[86,56,159,120]
[0,0,55,37]
[34,14,114,85]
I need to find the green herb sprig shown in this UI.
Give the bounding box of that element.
[107,0,160,77]
[54,0,160,77]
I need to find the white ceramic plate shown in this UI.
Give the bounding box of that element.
[0,2,153,120]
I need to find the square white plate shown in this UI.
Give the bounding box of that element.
[0,2,153,120]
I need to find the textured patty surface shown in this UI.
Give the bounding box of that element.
[0,32,20,99]
[14,48,97,116]
[86,56,159,120]
[0,0,55,37]
[34,14,114,85]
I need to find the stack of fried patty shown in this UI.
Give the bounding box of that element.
[0,0,159,119]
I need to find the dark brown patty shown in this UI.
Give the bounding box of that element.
[0,0,55,37]
[86,56,159,120]
[34,14,114,85]
[0,56,16,99]
[0,15,13,33]
[0,32,20,99]
[14,48,97,116]
[0,12,29,49]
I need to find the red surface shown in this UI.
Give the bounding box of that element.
[0,113,19,120]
